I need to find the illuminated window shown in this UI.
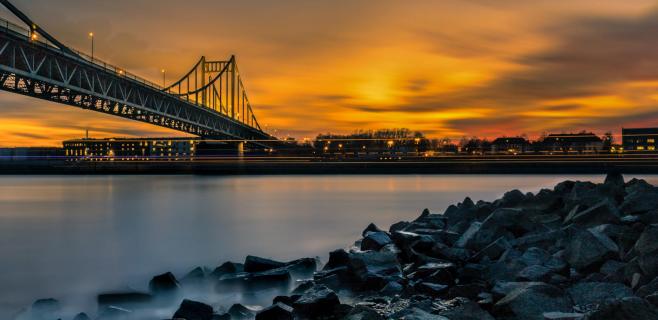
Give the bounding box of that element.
[650,146,656,151]
[649,139,655,144]
[637,146,645,150]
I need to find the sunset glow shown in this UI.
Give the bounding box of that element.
[2,0,658,146]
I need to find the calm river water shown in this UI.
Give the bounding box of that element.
[1,174,655,317]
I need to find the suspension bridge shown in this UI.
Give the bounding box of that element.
[0,0,276,148]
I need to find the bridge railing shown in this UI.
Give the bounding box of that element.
[0,15,164,90]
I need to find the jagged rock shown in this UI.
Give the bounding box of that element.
[292,285,340,318]
[273,294,301,306]
[380,281,404,295]
[563,200,620,227]
[344,305,384,320]
[637,277,658,297]
[362,223,385,237]
[543,311,584,320]
[436,297,495,320]
[181,266,207,285]
[284,257,318,278]
[517,265,553,282]
[255,303,294,320]
[173,299,214,320]
[493,282,573,320]
[415,282,449,297]
[210,261,244,278]
[247,268,293,291]
[620,187,658,215]
[583,297,658,319]
[97,292,152,309]
[361,231,393,251]
[565,228,619,271]
[244,255,286,273]
[502,189,526,207]
[599,260,626,277]
[520,247,552,266]
[634,224,658,256]
[228,303,256,319]
[149,272,180,293]
[566,282,633,307]
[472,236,512,261]
[347,250,401,290]
[492,281,535,300]
[72,312,91,320]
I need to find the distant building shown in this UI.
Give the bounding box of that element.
[540,133,603,154]
[490,137,530,154]
[63,138,198,160]
[622,127,658,152]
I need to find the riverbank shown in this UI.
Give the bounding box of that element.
[13,173,658,319]
[3,155,658,174]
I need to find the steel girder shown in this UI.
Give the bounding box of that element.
[0,29,273,143]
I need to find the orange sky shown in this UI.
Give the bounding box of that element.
[2,0,658,146]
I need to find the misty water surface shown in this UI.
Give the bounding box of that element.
[1,174,654,318]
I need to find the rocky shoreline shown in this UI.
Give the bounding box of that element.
[15,173,658,319]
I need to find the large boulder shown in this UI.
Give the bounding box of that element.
[634,224,658,256]
[620,187,658,215]
[346,250,401,290]
[228,303,257,319]
[148,272,180,294]
[584,297,658,320]
[172,299,214,320]
[493,282,573,320]
[210,261,244,278]
[563,200,620,227]
[292,285,341,318]
[255,303,294,320]
[361,231,393,251]
[565,228,619,271]
[244,255,286,273]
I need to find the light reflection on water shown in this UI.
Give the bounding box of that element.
[0,174,655,317]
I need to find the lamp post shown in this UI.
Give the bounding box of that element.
[88,32,94,61]
[161,69,166,87]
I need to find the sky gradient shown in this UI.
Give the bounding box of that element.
[1,0,658,146]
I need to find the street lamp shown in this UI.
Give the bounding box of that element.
[88,32,94,61]
[161,69,166,87]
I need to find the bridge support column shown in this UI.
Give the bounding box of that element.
[237,141,244,158]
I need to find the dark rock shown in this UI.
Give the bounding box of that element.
[181,266,207,285]
[583,297,658,320]
[361,231,393,251]
[97,292,152,309]
[493,282,573,320]
[344,305,384,320]
[566,282,633,307]
[31,298,60,317]
[563,200,620,227]
[605,172,625,187]
[210,261,244,278]
[72,312,91,320]
[492,281,534,300]
[347,250,401,290]
[362,222,384,237]
[284,257,318,278]
[380,281,404,295]
[565,228,619,271]
[273,294,301,306]
[647,293,658,308]
[634,224,658,256]
[502,189,526,207]
[323,249,350,270]
[472,236,512,261]
[292,280,315,294]
[401,308,449,319]
[149,272,180,293]
[228,303,256,320]
[244,255,286,273]
[543,312,585,320]
[448,283,486,300]
[246,268,293,291]
[620,187,658,215]
[637,277,658,297]
[415,282,449,297]
[520,247,551,266]
[173,299,214,320]
[599,260,626,277]
[292,285,340,318]
[436,297,495,320]
[517,265,554,282]
[255,303,294,320]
